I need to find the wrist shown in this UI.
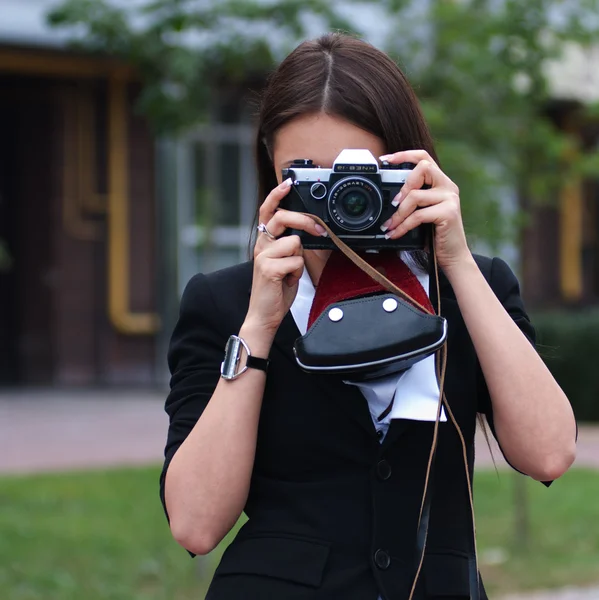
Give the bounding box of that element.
[239,320,276,358]
[441,252,478,285]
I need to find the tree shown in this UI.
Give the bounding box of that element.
[379,0,599,244]
[48,0,599,246]
[47,0,360,132]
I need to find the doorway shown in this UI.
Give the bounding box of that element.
[0,77,57,384]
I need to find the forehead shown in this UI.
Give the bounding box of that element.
[273,113,385,168]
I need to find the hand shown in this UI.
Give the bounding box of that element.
[246,178,328,334]
[378,150,473,274]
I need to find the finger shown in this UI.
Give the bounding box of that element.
[259,254,305,283]
[384,203,459,240]
[284,258,306,288]
[267,209,328,239]
[395,159,456,206]
[379,149,438,168]
[258,234,303,260]
[381,189,446,233]
[254,228,301,259]
[258,177,293,225]
[384,208,429,240]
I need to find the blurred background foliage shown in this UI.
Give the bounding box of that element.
[535,309,599,422]
[47,0,599,248]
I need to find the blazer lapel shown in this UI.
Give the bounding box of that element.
[381,418,411,449]
[273,312,377,439]
[272,311,302,365]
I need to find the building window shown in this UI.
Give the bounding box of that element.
[174,115,258,293]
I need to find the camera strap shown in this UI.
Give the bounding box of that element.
[296,212,480,600]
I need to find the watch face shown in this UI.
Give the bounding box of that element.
[221,335,242,380]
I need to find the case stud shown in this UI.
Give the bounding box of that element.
[383,298,398,313]
[328,307,344,322]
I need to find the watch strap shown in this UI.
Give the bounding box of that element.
[246,354,270,373]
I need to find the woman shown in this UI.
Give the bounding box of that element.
[160,33,576,599]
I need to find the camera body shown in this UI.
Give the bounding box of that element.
[280,149,428,250]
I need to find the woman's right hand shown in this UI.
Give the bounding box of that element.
[245,178,328,335]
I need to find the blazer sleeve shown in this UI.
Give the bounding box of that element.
[159,273,226,521]
[474,257,554,484]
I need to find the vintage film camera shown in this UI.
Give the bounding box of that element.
[279,149,428,250]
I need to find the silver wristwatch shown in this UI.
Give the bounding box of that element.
[220,335,270,380]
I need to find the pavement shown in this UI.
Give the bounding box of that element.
[0,387,598,600]
[0,387,169,474]
[500,588,599,600]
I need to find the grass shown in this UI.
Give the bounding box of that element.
[0,467,597,599]
[475,468,599,593]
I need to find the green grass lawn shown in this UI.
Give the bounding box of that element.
[0,467,597,600]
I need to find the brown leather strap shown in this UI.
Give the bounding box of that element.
[431,239,480,599]
[291,214,478,599]
[407,336,446,599]
[443,390,480,596]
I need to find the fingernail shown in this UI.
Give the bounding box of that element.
[379,154,392,161]
[384,230,395,240]
[281,177,293,188]
[380,219,392,232]
[393,189,405,207]
[315,224,328,237]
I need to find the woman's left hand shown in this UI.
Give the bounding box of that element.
[378,150,473,273]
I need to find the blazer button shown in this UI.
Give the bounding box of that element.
[374,549,391,570]
[376,459,392,480]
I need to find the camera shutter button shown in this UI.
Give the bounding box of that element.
[310,182,327,200]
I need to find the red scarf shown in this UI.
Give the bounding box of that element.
[307,250,433,329]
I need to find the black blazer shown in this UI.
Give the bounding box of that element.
[160,254,535,600]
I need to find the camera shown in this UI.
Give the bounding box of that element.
[279,149,429,250]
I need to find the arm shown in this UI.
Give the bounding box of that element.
[446,256,576,482]
[161,178,325,556]
[378,148,576,483]
[163,277,274,555]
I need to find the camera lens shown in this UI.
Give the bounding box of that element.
[328,177,383,232]
[342,191,369,217]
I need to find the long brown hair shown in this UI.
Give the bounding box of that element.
[255,32,439,208]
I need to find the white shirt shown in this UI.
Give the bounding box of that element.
[290,251,446,442]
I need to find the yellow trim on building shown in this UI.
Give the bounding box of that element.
[76,83,107,214]
[61,85,103,241]
[559,118,584,303]
[559,174,583,301]
[0,47,133,79]
[108,73,161,335]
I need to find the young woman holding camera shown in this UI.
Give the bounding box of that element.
[160,33,576,600]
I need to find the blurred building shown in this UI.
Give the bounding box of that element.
[0,2,597,387]
[525,45,599,308]
[0,1,158,385]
